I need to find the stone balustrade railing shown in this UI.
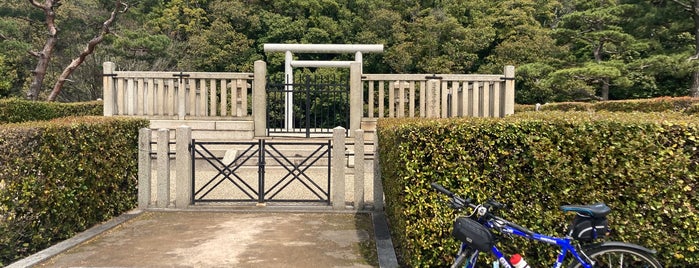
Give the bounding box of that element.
[103,61,514,137]
[103,62,257,120]
[362,66,515,119]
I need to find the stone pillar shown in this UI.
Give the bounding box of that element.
[253,60,267,137]
[332,127,346,210]
[175,126,192,208]
[285,51,294,131]
[504,65,515,116]
[178,76,186,120]
[138,128,151,209]
[373,131,384,211]
[426,79,440,118]
[103,62,116,116]
[156,129,170,208]
[492,81,501,117]
[349,62,362,137]
[354,129,365,210]
[472,81,481,117]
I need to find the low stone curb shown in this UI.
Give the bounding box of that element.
[8,208,399,268]
[373,212,400,268]
[6,209,143,268]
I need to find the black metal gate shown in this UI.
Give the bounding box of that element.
[267,73,350,137]
[190,139,331,204]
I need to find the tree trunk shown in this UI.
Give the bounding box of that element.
[47,0,124,102]
[602,77,610,100]
[691,71,699,97]
[690,0,699,97]
[27,0,59,101]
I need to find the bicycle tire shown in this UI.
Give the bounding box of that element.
[568,243,662,268]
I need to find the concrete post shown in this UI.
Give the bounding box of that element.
[175,126,192,208]
[492,81,501,118]
[355,51,363,73]
[472,81,481,117]
[504,65,515,116]
[103,62,116,116]
[354,129,365,210]
[178,76,186,120]
[373,131,384,211]
[427,79,440,118]
[285,51,294,131]
[332,127,346,210]
[253,60,267,137]
[138,128,151,209]
[350,62,362,137]
[157,129,170,208]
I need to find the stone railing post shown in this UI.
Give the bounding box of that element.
[350,62,362,137]
[332,127,346,210]
[156,129,170,208]
[373,131,383,211]
[504,65,515,116]
[175,126,192,208]
[138,128,152,209]
[178,77,186,120]
[426,79,440,118]
[253,60,267,137]
[354,129,365,210]
[103,62,116,116]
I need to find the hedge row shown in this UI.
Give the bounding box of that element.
[0,116,149,265]
[515,96,699,114]
[0,98,102,124]
[377,112,698,267]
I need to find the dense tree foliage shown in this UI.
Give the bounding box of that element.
[0,0,698,103]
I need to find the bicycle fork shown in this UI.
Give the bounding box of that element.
[452,243,479,268]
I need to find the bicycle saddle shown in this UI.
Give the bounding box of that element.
[560,203,611,218]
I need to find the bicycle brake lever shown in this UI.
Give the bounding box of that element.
[487,199,506,210]
[450,198,464,209]
[449,195,470,209]
[449,199,460,209]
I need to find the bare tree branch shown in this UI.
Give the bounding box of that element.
[47,0,126,101]
[28,0,43,9]
[670,0,693,11]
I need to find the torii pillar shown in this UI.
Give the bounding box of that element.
[263,44,384,131]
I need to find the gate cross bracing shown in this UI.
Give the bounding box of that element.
[191,139,332,204]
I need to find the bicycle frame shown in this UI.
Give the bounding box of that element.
[453,219,594,268]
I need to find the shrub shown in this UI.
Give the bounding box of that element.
[538,96,699,114]
[0,98,102,124]
[377,112,699,267]
[0,116,149,265]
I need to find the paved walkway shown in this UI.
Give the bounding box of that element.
[8,208,399,268]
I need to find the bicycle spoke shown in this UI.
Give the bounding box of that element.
[584,247,660,268]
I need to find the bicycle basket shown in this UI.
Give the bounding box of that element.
[452,217,494,252]
[568,214,609,242]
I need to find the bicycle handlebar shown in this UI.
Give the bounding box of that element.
[430,182,454,197]
[430,182,535,237]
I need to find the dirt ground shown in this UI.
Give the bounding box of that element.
[35,211,378,268]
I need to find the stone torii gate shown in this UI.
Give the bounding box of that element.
[263,43,384,131]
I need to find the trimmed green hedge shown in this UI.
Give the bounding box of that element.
[0,98,102,124]
[377,112,698,267]
[524,96,699,114]
[0,116,149,265]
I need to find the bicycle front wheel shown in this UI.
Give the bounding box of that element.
[569,242,662,268]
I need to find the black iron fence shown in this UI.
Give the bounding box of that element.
[267,73,350,137]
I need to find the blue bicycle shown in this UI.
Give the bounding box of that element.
[431,183,662,268]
